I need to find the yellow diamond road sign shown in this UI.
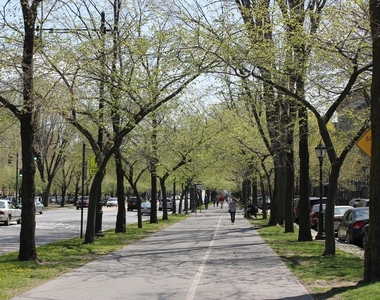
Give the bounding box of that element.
[356,128,371,158]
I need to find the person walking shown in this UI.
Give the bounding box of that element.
[229,198,238,224]
[204,194,209,209]
[219,195,225,209]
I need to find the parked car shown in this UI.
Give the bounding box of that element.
[361,223,369,249]
[294,197,327,223]
[0,199,22,225]
[67,196,75,204]
[356,199,370,207]
[101,196,110,206]
[159,198,173,211]
[76,196,90,210]
[141,201,151,215]
[310,203,326,229]
[127,196,138,211]
[337,207,369,246]
[348,198,362,207]
[323,205,352,232]
[15,198,44,214]
[106,197,118,207]
[34,199,44,214]
[257,197,271,209]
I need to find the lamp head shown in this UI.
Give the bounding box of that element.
[315,142,326,159]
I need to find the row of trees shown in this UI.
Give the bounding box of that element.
[0,0,379,281]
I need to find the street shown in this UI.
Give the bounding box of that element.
[0,207,162,255]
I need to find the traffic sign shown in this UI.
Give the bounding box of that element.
[89,154,98,175]
[356,128,371,158]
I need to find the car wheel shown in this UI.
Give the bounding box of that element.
[39,209,43,214]
[4,215,10,226]
[17,218,21,224]
[345,231,351,244]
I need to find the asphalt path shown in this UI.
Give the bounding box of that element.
[0,207,161,255]
[13,207,312,300]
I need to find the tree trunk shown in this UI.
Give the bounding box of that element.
[365,0,380,281]
[18,118,37,261]
[323,162,340,256]
[18,0,41,261]
[285,147,294,233]
[269,153,287,226]
[160,178,168,220]
[115,149,126,233]
[297,106,313,241]
[150,172,158,224]
[84,167,105,244]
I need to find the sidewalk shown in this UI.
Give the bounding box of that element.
[13,207,312,300]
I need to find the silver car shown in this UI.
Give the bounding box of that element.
[159,199,173,211]
[34,199,44,214]
[141,202,151,215]
[0,200,22,225]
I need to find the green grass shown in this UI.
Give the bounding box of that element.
[248,216,380,300]
[0,214,188,300]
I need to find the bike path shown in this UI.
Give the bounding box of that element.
[13,207,312,300]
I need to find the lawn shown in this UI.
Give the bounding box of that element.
[248,216,380,300]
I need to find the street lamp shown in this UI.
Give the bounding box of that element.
[315,141,326,240]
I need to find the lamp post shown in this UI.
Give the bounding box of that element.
[315,141,326,240]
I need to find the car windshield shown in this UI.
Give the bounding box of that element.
[335,207,350,214]
[313,204,326,212]
[354,209,369,220]
[0,202,5,208]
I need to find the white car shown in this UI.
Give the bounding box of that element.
[0,200,22,226]
[159,199,173,211]
[106,198,118,207]
[34,199,44,214]
[141,202,151,215]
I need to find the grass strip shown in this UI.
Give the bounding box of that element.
[0,214,188,300]
[248,216,380,300]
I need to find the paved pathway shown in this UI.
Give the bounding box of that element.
[13,207,312,300]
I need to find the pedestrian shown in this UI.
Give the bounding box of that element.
[229,198,238,224]
[204,194,209,209]
[219,195,225,209]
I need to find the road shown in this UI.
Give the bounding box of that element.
[0,206,162,255]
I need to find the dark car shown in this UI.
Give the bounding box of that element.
[294,197,327,223]
[356,199,370,207]
[362,223,369,249]
[310,203,326,230]
[76,196,90,210]
[127,196,138,211]
[348,198,362,207]
[101,196,110,206]
[337,207,369,246]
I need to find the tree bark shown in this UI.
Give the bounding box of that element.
[365,0,380,281]
[297,106,313,241]
[115,149,126,233]
[18,0,42,261]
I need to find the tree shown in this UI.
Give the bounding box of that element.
[364,0,380,281]
[0,0,43,261]
[39,0,209,242]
